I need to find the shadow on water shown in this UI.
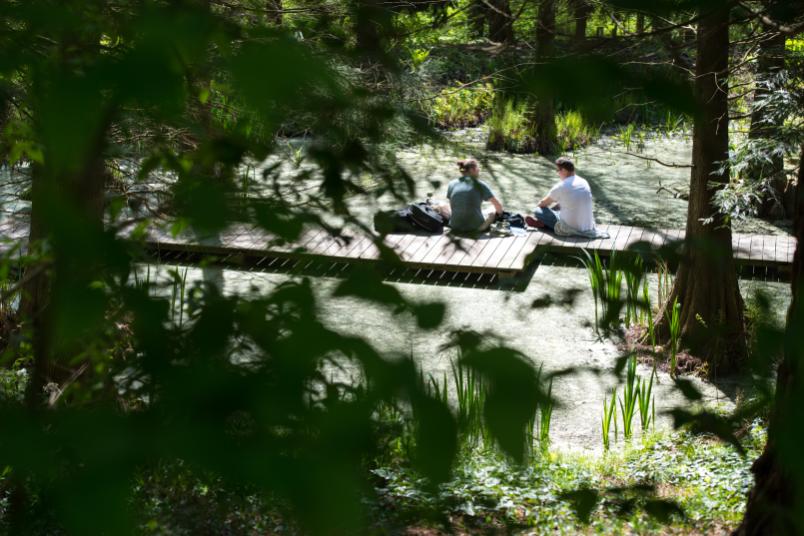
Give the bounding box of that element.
[143,247,544,292]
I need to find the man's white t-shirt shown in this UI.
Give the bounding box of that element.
[548,175,596,233]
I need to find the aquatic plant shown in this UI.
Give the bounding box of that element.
[539,377,554,453]
[619,355,639,440]
[556,111,599,152]
[666,298,682,377]
[486,99,532,152]
[169,267,189,328]
[430,82,494,129]
[643,278,656,347]
[602,388,618,451]
[452,357,486,444]
[638,366,656,432]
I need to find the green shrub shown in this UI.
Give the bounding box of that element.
[429,82,494,129]
[556,111,599,152]
[487,104,599,153]
[486,99,534,152]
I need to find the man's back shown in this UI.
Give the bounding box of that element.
[548,175,595,232]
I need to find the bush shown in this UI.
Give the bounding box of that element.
[485,99,535,153]
[556,111,599,152]
[487,104,600,153]
[428,82,494,129]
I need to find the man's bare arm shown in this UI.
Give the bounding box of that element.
[490,196,503,214]
[538,195,555,208]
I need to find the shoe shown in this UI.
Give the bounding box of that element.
[525,216,545,228]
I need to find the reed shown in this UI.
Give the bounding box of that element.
[637,366,656,432]
[666,298,682,377]
[451,358,486,444]
[643,278,656,347]
[602,388,617,451]
[539,378,554,453]
[618,355,639,440]
[656,259,672,308]
[169,267,189,327]
[623,255,644,328]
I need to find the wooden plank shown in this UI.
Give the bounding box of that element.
[732,234,742,258]
[600,224,621,252]
[472,236,512,268]
[361,233,407,261]
[389,233,423,260]
[499,234,532,270]
[581,224,610,251]
[297,228,332,253]
[768,235,782,264]
[484,237,519,269]
[456,235,498,267]
[341,233,378,259]
[319,232,359,257]
[306,233,344,255]
[409,234,449,264]
[420,235,466,266]
[357,235,389,260]
[399,235,434,262]
[628,227,645,247]
[614,225,634,252]
[737,234,749,259]
[437,237,472,266]
[748,234,763,263]
[509,231,546,270]
[788,236,796,264]
[443,236,478,266]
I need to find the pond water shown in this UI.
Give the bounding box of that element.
[143,259,790,454]
[385,128,790,235]
[4,130,794,454]
[154,130,790,453]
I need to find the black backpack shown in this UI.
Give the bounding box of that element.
[408,202,445,234]
[373,207,420,234]
[497,211,526,228]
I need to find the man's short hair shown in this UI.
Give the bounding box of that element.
[555,157,575,173]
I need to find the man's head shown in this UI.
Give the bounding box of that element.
[555,157,575,179]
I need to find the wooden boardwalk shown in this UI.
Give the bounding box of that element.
[133,223,796,276]
[0,217,794,276]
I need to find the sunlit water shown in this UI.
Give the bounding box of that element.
[3,131,793,453]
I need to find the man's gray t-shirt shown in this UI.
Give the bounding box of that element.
[447,176,495,232]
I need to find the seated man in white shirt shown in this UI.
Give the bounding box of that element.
[526,157,599,238]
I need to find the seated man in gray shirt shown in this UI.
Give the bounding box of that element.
[439,159,503,233]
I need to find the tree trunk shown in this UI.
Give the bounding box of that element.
[533,0,557,156]
[570,0,592,41]
[20,164,53,408]
[636,13,645,34]
[656,3,747,373]
[486,0,514,44]
[353,0,390,60]
[750,20,788,219]
[735,145,804,535]
[469,0,487,37]
[267,0,282,25]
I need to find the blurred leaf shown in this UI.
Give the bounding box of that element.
[411,394,457,485]
[643,498,685,523]
[668,409,744,455]
[411,302,445,330]
[561,488,599,523]
[673,377,703,401]
[461,348,540,463]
